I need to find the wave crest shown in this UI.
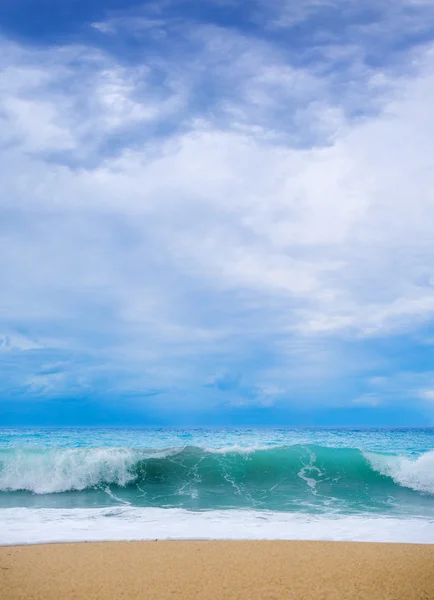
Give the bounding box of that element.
[365,450,434,494]
[1,445,433,501]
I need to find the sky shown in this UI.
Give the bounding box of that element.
[1,0,434,426]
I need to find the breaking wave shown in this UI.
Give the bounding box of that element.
[1,445,433,506]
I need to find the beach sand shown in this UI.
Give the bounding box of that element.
[1,540,434,599]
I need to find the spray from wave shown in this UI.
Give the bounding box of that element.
[365,450,434,494]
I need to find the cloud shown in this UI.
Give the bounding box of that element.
[419,389,434,401]
[1,1,434,414]
[352,393,381,407]
[0,334,42,352]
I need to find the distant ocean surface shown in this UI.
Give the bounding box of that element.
[1,427,433,545]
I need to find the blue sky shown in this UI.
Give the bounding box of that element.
[1,0,434,426]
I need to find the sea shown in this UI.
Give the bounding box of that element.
[1,427,433,545]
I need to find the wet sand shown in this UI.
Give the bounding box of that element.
[1,540,434,599]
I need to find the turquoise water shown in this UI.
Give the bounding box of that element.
[1,428,433,515]
[1,428,433,544]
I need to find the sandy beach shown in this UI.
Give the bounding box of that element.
[1,540,434,599]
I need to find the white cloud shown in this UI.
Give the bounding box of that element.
[1,6,434,401]
[263,0,434,39]
[352,393,381,407]
[0,334,42,352]
[419,389,434,401]
[91,16,167,36]
[25,372,67,395]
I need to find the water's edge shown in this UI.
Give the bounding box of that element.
[1,507,434,545]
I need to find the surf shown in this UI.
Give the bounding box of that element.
[1,445,433,511]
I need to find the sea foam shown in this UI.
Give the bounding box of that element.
[1,507,433,545]
[365,450,434,494]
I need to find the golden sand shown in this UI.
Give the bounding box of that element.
[1,541,434,599]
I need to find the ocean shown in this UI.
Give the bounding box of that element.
[1,427,433,545]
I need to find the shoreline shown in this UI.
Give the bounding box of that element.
[2,540,434,599]
[1,537,433,547]
[3,507,434,545]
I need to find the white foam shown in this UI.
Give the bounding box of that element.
[1,507,433,545]
[206,445,276,454]
[366,450,434,494]
[0,449,138,493]
[297,451,321,495]
[0,448,184,494]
